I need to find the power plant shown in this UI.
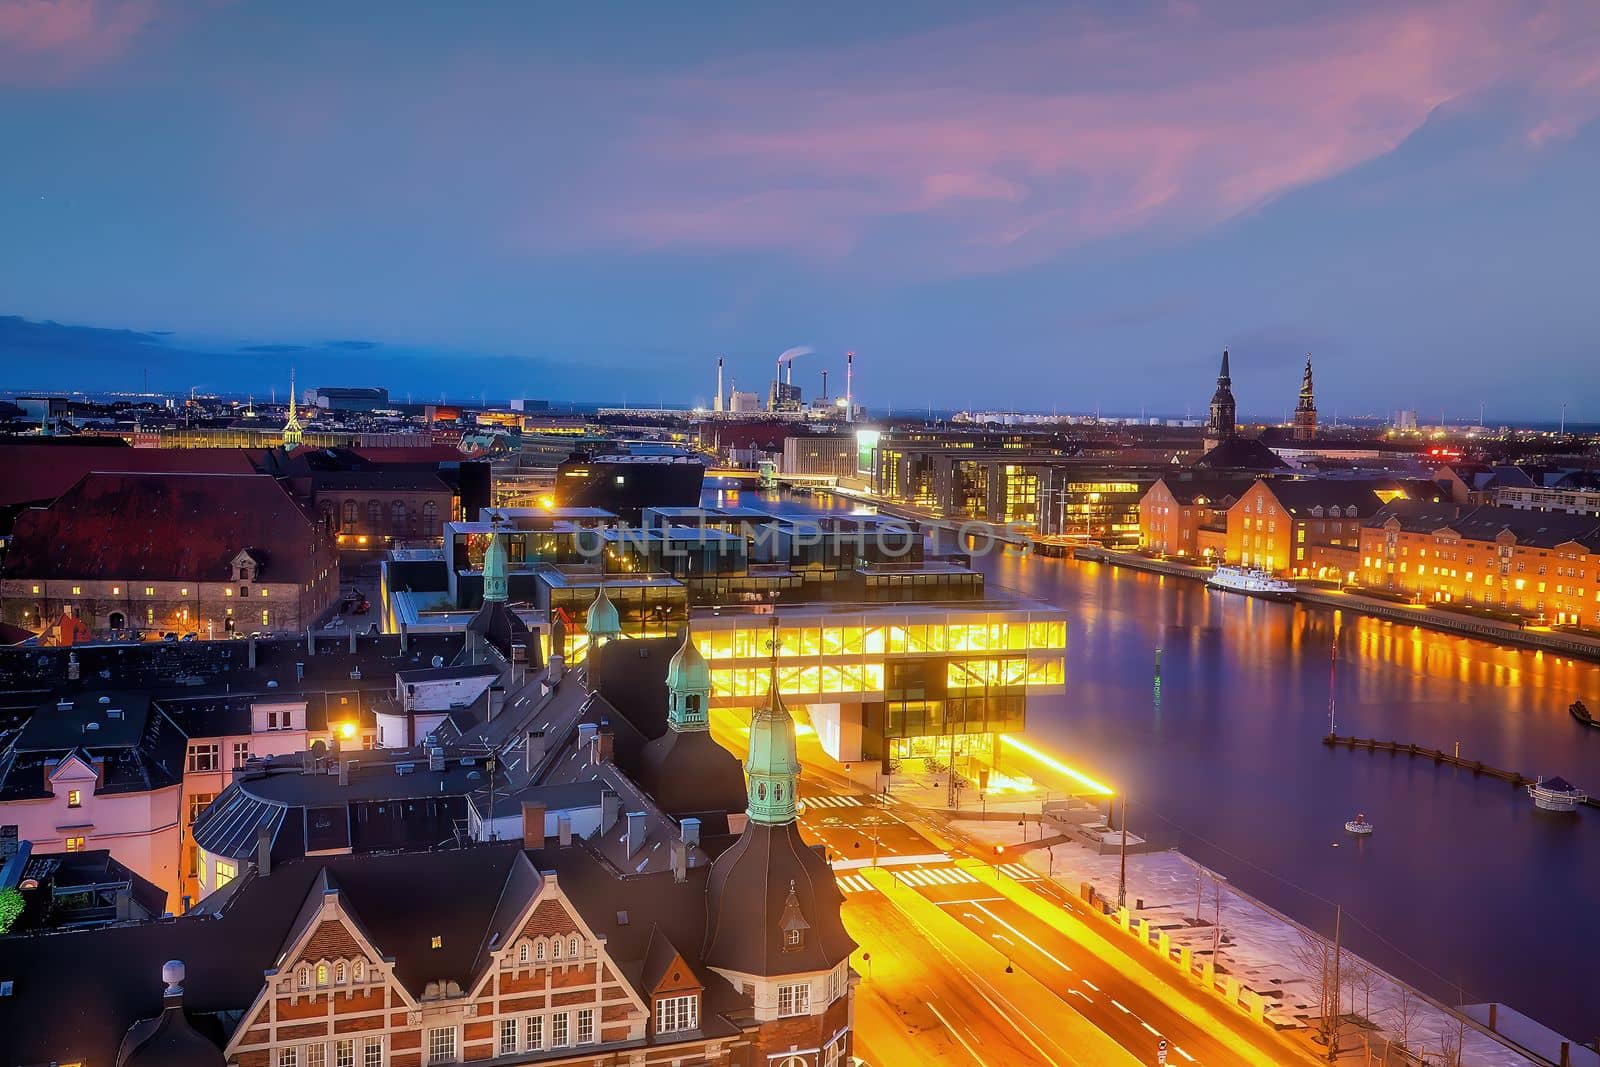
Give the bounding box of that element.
[704,348,859,421]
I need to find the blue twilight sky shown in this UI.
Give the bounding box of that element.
[2,0,1599,420]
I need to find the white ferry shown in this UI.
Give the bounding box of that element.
[1207,564,1295,601]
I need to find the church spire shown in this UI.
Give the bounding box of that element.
[282,367,304,448]
[1294,353,1318,441]
[665,628,711,732]
[744,624,800,825]
[1208,348,1236,441]
[481,521,508,604]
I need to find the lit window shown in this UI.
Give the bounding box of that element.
[262,589,270,597]
[317,963,329,985]
[181,587,189,596]
[431,935,443,949]
[777,982,810,1017]
[262,609,271,626]
[64,836,86,852]
[225,588,233,597]
[112,586,121,595]
[145,587,155,596]
[31,585,39,594]
[656,993,699,1033]
[215,860,236,889]
[72,586,82,595]
[67,789,82,808]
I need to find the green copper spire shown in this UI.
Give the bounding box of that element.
[744,658,800,825]
[665,629,711,732]
[481,527,509,603]
[585,584,621,639]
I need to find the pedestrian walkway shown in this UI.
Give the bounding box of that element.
[805,794,866,808]
[893,866,980,888]
[835,872,877,894]
[995,861,1040,881]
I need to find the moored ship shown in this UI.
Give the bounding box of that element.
[1207,563,1295,601]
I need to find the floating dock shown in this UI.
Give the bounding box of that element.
[1322,733,1598,809]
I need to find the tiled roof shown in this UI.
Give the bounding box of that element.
[0,443,261,509]
[2,472,328,583]
[1150,475,1256,506]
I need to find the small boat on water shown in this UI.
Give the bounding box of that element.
[1572,700,1599,730]
[1528,775,1588,812]
[1344,813,1374,835]
[1207,564,1295,601]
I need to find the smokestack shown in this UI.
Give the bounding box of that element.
[626,811,648,857]
[601,788,620,833]
[256,824,273,876]
[247,636,257,670]
[821,368,828,401]
[846,350,854,423]
[525,730,545,768]
[557,813,572,847]
[306,629,315,655]
[714,356,724,413]
[591,721,614,765]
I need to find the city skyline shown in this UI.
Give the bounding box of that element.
[4,2,1600,416]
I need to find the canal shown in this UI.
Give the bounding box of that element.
[742,489,1600,1039]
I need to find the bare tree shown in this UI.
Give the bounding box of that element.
[1290,927,1337,1048]
[1385,987,1426,1062]
[1343,958,1381,1026]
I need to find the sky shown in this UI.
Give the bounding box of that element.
[2,0,1599,420]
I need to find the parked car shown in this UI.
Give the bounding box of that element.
[161,632,178,642]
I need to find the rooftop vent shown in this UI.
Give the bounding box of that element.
[395,762,416,776]
[107,709,124,720]
[267,680,279,688]
[98,696,110,704]
[84,722,101,732]
[432,655,445,668]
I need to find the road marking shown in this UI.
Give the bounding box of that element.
[835,874,876,894]
[970,902,1074,974]
[1082,980,1101,992]
[895,866,982,887]
[927,1002,994,1067]
[1141,1021,1162,1037]
[1068,988,1093,1004]
[1173,1046,1195,1062]
[805,794,866,808]
[1111,999,1131,1014]
[996,862,1041,880]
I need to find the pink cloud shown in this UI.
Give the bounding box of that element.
[0,0,157,82]
[571,0,1600,272]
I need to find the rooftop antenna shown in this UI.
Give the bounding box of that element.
[1560,401,1567,436]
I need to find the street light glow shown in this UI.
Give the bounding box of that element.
[999,735,1114,796]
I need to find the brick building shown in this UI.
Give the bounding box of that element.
[0,471,338,639]
[1138,476,1253,559]
[1225,479,1436,578]
[1359,501,1600,625]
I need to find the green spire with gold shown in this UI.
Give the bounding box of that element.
[744,633,799,825]
[665,629,711,732]
[482,523,509,604]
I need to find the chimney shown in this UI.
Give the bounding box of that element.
[577,722,598,750]
[256,824,273,876]
[600,788,620,833]
[338,759,354,786]
[521,801,546,844]
[670,839,688,883]
[625,811,648,857]
[67,652,81,681]
[399,625,409,653]
[488,685,504,722]
[557,814,573,847]
[428,747,445,772]
[306,629,315,655]
[295,662,305,682]
[247,636,257,670]
[591,721,614,765]
[525,730,546,768]
[348,629,357,653]
[547,653,564,686]
[681,817,701,850]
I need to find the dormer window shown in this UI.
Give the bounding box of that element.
[353,960,364,982]
[316,963,329,986]
[552,937,563,960]
[534,940,546,962]
[335,961,346,983]
[569,936,580,958]
[298,966,311,989]
[518,943,530,964]
[784,928,803,949]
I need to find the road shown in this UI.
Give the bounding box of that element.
[798,791,1314,1067]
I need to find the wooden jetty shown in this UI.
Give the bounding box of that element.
[1322,733,1599,809]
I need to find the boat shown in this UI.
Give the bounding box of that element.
[1344,813,1374,835]
[1571,700,1599,730]
[1527,775,1588,812]
[1207,564,1295,601]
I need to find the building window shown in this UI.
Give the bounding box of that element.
[279,1049,298,1067]
[64,836,86,852]
[72,586,82,595]
[525,1015,544,1051]
[353,960,364,982]
[233,741,251,768]
[262,609,271,627]
[317,963,329,986]
[499,1019,518,1056]
[656,994,699,1033]
[784,928,803,949]
[187,743,220,773]
[215,860,236,889]
[777,982,810,1017]
[298,966,311,989]
[426,1027,457,1065]
[335,961,346,984]
[576,1008,594,1045]
[534,940,546,962]
[551,937,562,960]
[262,588,270,597]
[335,1040,354,1067]
[517,943,529,964]
[187,791,217,825]
[347,500,361,526]
[392,500,407,534]
[146,587,155,596]
[569,936,581,958]
[367,499,382,527]
[307,1044,325,1067]
[67,789,82,808]
[362,1038,382,1067]
[551,1012,570,1048]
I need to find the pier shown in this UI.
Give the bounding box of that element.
[1322,733,1599,808]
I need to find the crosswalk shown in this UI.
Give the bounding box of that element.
[996,862,1040,881]
[836,873,875,894]
[893,866,980,887]
[804,794,866,808]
